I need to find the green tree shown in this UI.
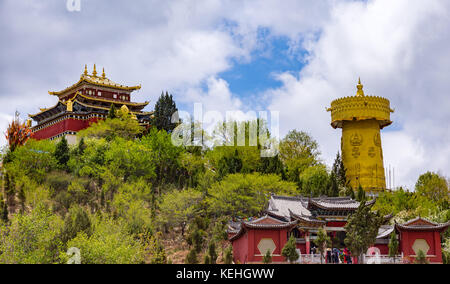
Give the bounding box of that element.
[206,173,298,218]
[54,136,70,169]
[157,188,203,236]
[186,216,209,253]
[62,215,145,264]
[60,205,92,245]
[328,172,339,197]
[0,195,8,223]
[388,231,399,263]
[279,130,320,183]
[108,104,117,119]
[415,172,449,204]
[77,137,86,155]
[281,235,299,263]
[0,205,64,264]
[316,226,331,264]
[147,232,167,264]
[185,248,198,264]
[299,164,330,197]
[344,201,383,263]
[208,241,218,264]
[224,246,233,264]
[414,250,429,264]
[263,249,272,264]
[356,184,366,202]
[152,91,178,132]
[78,109,142,141]
[331,152,347,188]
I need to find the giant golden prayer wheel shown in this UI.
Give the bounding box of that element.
[327,79,394,193]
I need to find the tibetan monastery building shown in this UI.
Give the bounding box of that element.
[228,195,450,264]
[29,65,152,144]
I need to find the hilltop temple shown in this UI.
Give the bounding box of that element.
[327,79,394,193]
[29,65,152,144]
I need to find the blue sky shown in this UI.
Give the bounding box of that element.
[0,0,449,189]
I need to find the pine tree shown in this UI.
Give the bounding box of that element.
[328,172,339,197]
[263,249,272,264]
[0,195,8,223]
[388,231,399,263]
[224,246,233,264]
[281,235,299,263]
[152,91,178,132]
[54,136,70,169]
[77,137,86,155]
[356,184,366,202]
[203,254,211,264]
[344,201,383,263]
[415,250,429,264]
[332,152,347,187]
[4,173,15,210]
[108,104,117,119]
[208,241,218,264]
[18,187,25,213]
[316,226,331,264]
[185,248,198,264]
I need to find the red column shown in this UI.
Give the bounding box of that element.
[305,231,310,254]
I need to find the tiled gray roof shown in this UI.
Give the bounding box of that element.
[267,195,311,219]
[376,225,394,239]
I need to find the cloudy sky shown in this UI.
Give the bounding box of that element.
[1,0,449,189]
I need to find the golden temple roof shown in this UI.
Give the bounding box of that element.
[49,65,141,96]
[29,91,150,118]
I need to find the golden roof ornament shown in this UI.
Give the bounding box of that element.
[93,64,98,77]
[356,78,365,97]
[102,67,106,79]
[120,104,129,114]
[84,64,88,76]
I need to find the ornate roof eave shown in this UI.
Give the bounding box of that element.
[395,222,450,232]
[73,92,149,108]
[229,218,298,241]
[394,217,450,232]
[48,76,141,96]
[29,100,67,119]
[289,209,325,225]
[73,100,151,115]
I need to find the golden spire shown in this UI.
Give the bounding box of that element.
[102,67,106,79]
[93,64,97,77]
[356,77,365,97]
[84,64,88,76]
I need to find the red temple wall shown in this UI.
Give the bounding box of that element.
[296,243,306,254]
[373,244,390,255]
[33,117,101,140]
[399,230,443,263]
[249,229,289,263]
[232,232,248,264]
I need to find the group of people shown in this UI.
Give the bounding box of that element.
[310,246,353,264]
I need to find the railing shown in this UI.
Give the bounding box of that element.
[363,253,403,264]
[295,252,404,264]
[296,253,322,264]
